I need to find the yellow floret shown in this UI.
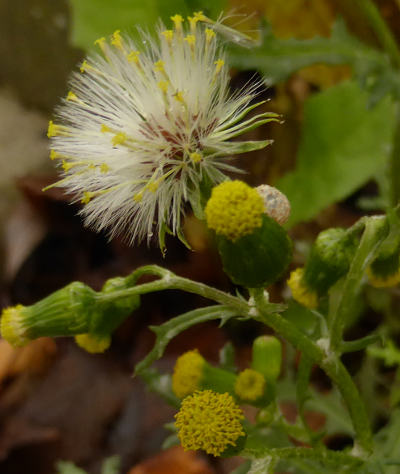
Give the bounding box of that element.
[175,390,245,456]
[367,265,400,288]
[74,333,111,353]
[1,305,30,347]
[205,180,264,242]
[287,268,318,309]
[172,349,205,398]
[234,369,266,401]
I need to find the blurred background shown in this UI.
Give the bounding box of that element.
[0,0,400,473]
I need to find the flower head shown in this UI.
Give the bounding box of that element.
[234,368,266,401]
[175,389,245,456]
[48,14,277,247]
[205,180,265,241]
[287,267,318,309]
[172,349,205,398]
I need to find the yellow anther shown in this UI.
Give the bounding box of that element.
[75,333,111,354]
[158,80,169,93]
[214,59,225,74]
[94,36,107,54]
[154,60,165,72]
[111,30,123,50]
[80,60,89,73]
[66,91,78,102]
[173,91,185,105]
[190,152,202,163]
[81,192,94,204]
[205,28,215,42]
[146,181,159,193]
[171,14,184,32]
[133,192,143,202]
[100,163,110,173]
[184,34,196,47]
[194,11,207,21]
[188,15,200,33]
[111,132,127,146]
[161,30,174,43]
[100,124,112,133]
[127,50,140,64]
[62,160,73,172]
[47,120,60,138]
[50,149,60,160]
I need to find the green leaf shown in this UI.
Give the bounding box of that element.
[276,81,396,227]
[56,461,87,474]
[228,20,390,86]
[101,456,120,474]
[69,0,187,51]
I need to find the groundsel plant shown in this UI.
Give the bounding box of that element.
[47,11,278,248]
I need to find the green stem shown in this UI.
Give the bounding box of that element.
[252,291,373,454]
[329,217,385,352]
[388,103,400,207]
[356,0,400,68]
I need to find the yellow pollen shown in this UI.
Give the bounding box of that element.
[146,181,159,193]
[214,59,225,74]
[158,80,169,93]
[80,60,89,73]
[100,163,110,173]
[62,160,73,172]
[111,132,127,146]
[188,15,199,32]
[234,369,266,401]
[66,91,78,102]
[205,180,265,242]
[190,152,202,163]
[171,14,184,32]
[175,390,245,457]
[173,91,185,105]
[50,149,60,160]
[111,30,123,50]
[127,50,140,64]
[100,124,112,133]
[94,36,107,53]
[184,34,196,46]
[193,11,207,21]
[161,30,174,43]
[75,334,111,354]
[154,60,165,72]
[133,192,143,202]
[205,28,215,42]
[287,268,318,309]
[81,192,94,204]
[47,120,60,138]
[172,349,205,398]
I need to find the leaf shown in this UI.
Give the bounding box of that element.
[228,20,389,86]
[101,456,120,474]
[276,81,396,227]
[69,0,229,52]
[70,0,188,51]
[56,461,87,474]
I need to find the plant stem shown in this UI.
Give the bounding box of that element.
[356,0,400,68]
[253,291,373,454]
[329,217,385,352]
[388,103,400,207]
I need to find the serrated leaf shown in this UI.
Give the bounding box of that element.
[276,81,396,227]
[228,20,389,86]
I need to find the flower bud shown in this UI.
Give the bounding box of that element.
[172,349,236,398]
[251,335,282,381]
[205,181,292,287]
[288,228,356,308]
[1,282,96,347]
[234,368,266,402]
